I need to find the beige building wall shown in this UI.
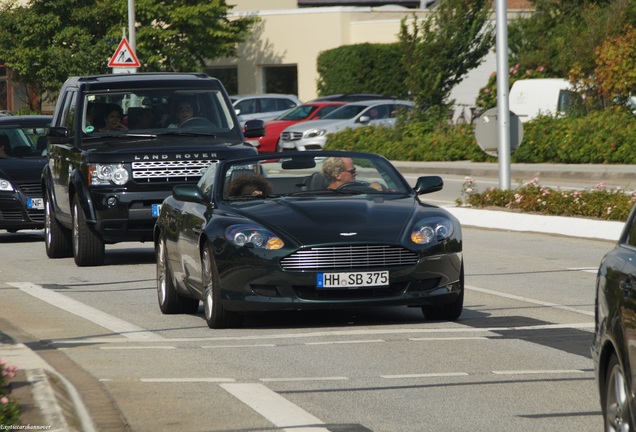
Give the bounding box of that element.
[216,6,431,102]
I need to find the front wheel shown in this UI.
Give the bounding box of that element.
[202,244,243,329]
[44,194,72,258]
[603,353,632,431]
[72,196,105,266]
[156,236,199,314]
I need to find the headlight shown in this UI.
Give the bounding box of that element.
[304,129,327,139]
[411,217,454,244]
[0,179,14,192]
[89,164,129,186]
[225,224,284,250]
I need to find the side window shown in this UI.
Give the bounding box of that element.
[278,98,297,110]
[626,216,636,248]
[198,162,218,196]
[261,98,278,113]
[236,100,255,115]
[64,92,77,138]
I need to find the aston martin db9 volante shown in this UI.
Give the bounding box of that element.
[153,151,463,328]
[592,203,636,431]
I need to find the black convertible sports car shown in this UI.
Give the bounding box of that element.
[153,151,463,328]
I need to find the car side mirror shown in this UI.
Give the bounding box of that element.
[48,126,68,138]
[414,176,443,195]
[358,115,371,124]
[244,119,265,138]
[172,185,208,205]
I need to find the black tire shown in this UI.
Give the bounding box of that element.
[202,244,243,329]
[602,353,632,431]
[156,236,199,314]
[44,194,72,258]
[422,263,464,321]
[72,195,105,266]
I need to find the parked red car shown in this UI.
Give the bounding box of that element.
[254,101,346,153]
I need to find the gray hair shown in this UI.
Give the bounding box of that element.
[322,157,346,183]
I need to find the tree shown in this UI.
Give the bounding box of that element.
[594,25,636,105]
[398,0,495,118]
[0,0,259,111]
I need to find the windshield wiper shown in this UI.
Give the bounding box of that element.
[156,131,217,138]
[84,133,157,140]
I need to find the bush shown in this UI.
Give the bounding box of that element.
[456,176,636,221]
[0,359,20,426]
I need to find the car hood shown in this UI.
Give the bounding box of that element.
[227,195,450,246]
[0,157,47,182]
[283,119,351,133]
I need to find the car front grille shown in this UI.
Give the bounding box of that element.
[280,131,303,141]
[132,160,215,183]
[280,245,419,271]
[16,182,42,198]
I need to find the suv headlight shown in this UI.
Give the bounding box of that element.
[0,178,14,192]
[411,217,454,244]
[225,224,284,250]
[89,164,129,186]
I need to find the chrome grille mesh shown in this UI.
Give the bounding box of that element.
[280,131,304,141]
[132,160,215,182]
[281,245,418,271]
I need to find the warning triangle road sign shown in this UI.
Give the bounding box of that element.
[108,37,141,68]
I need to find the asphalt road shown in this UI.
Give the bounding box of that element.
[1,160,630,431]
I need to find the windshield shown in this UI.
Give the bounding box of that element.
[321,105,367,120]
[0,122,50,158]
[83,88,236,135]
[277,105,318,121]
[220,154,410,200]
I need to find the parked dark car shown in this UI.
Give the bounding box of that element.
[154,150,464,328]
[0,115,51,232]
[592,202,636,431]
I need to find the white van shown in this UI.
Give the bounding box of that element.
[509,78,579,122]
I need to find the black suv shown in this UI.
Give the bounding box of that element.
[42,73,262,266]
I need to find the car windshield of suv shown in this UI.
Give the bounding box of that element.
[83,88,236,135]
[321,105,367,120]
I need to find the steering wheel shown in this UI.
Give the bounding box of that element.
[336,181,380,192]
[180,117,213,128]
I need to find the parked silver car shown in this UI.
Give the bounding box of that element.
[278,99,413,151]
[231,94,302,126]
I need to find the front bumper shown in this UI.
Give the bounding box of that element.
[89,189,170,243]
[279,136,327,152]
[217,252,463,312]
[0,191,44,231]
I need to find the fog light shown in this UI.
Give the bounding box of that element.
[107,196,118,207]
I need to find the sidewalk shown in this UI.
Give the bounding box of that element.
[1,161,631,430]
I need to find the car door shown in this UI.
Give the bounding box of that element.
[179,163,217,291]
[618,215,636,388]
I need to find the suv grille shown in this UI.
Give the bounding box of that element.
[280,131,303,141]
[132,160,215,183]
[280,245,418,271]
[16,182,42,198]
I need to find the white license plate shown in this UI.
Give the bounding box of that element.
[316,271,389,289]
[152,204,162,217]
[27,197,44,210]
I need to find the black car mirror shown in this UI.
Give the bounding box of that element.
[244,119,265,138]
[414,176,443,195]
[172,184,208,205]
[281,157,316,170]
[48,126,68,138]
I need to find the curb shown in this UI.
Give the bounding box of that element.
[446,207,623,242]
[1,337,96,432]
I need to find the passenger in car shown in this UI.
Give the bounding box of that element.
[227,173,273,197]
[322,157,357,189]
[0,135,10,158]
[98,105,128,132]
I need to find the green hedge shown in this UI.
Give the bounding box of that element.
[324,108,636,164]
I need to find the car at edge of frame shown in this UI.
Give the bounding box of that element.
[153,150,464,328]
[592,201,636,431]
[0,115,52,233]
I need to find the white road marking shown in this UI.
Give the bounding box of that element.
[381,372,469,379]
[202,344,276,349]
[409,337,490,341]
[466,284,594,316]
[221,383,329,432]
[567,267,598,274]
[99,346,176,350]
[9,282,164,341]
[305,339,384,345]
[492,369,586,375]
[141,378,235,383]
[260,377,348,382]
